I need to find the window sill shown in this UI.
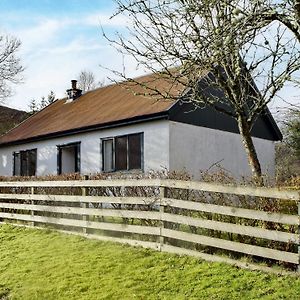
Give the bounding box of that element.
[102,169,144,175]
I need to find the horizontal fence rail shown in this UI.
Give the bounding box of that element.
[0,179,298,200]
[0,179,299,274]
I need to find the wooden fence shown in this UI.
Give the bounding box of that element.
[0,179,299,274]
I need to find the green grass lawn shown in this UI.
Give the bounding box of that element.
[0,224,300,300]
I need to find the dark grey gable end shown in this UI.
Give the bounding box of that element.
[168,77,282,142]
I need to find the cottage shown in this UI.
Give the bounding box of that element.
[0,73,281,178]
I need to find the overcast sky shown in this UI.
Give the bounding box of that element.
[0,0,299,114]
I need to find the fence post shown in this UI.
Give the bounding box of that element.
[81,175,89,234]
[31,186,35,227]
[159,185,165,251]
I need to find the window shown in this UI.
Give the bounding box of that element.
[102,133,143,172]
[13,148,37,176]
[57,142,80,174]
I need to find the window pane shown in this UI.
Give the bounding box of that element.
[128,134,142,170]
[13,152,21,176]
[15,149,37,176]
[115,136,127,171]
[103,139,113,172]
[28,149,37,176]
[20,151,28,176]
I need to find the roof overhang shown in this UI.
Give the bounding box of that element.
[0,112,169,148]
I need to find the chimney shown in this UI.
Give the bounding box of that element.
[66,79,82,101]
[71,80,77,89]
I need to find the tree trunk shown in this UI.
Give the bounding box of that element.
[237,114,263,183]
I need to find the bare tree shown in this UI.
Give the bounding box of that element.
[276,108,300,179]
[106,0,300,181]
[77,70,96,92]
[77,70,105,92]
[283,108,300,158]
[243,0,300,42]
[0,34,23,101]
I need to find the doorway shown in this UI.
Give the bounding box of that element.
[57,142,80,174]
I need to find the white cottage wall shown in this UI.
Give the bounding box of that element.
[0,120,170,176]
[169,121,275,179]
[0,119,276,178]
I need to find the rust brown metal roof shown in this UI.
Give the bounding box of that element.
[0,73,184,146]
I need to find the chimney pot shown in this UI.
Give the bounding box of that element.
[71,80,77,89]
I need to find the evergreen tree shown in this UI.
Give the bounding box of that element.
[28,99,38,115]
[47,91,56,105]
[28,91,56,113]
[40,96,47,109]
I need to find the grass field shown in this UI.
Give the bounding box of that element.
[0,224,300,300]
